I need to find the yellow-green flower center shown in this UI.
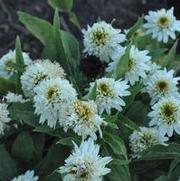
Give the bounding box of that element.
[155,80,169,93]
[97,83,112,96]
[45,86,59,101]
[34,73,48,85]
[5,59,15,71]
[74,100,93,121]
[160,102,178,124]
[128,58,136,71]
[157,16,169,28]
[92,29,108,46]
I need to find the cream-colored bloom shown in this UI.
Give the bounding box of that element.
[59,139,112,181]
[34,78,77,128]
[5,92,28,103]
[144,7,180,43]
[11,170,38,181]
[87,77,130,114]
[144,68,180,104]
[148,96,180,137]
[21,59,65,98]
[82,21,126,62]
[0,103,10,135]
[129,127,168,158]
[60,99,106,140]
[0,50,32,79]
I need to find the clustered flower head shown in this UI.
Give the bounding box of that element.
[21,59,65,98]
[144,7,180,43]
[11,170,38,181]
[59,138,112,181]
[0,5,180,180]
[82,21,126,63]
[129,127,168,158]
[60,99,106,140]
[0,102,11,135]
[0,50,32,79]
[87,77,130,114]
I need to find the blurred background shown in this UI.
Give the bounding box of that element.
[0,0,180,59]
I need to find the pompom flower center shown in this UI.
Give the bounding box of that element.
[74,101,93,121]
[128,58,136,71]
[45,86,59,101]
[92,29,108,46]
[34,72,48,85]
[157,16,169,28]
[155,80,169,93]
[5,59,15,71]
[97,83,112,96]
[160,102,178,124]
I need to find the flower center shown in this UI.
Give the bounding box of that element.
[34,72,48,85]
[128,58,136,71]
[74,101,93,121]
[141,133,158,146]
[92,29,108,46]
[157,16,169,28]
[45,86,59,101]
[5,59,15,72]
[97,83,112,96]
[155,80,169,93]
[160,102,178,124]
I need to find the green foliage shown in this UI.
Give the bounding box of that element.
[0,77,16,94]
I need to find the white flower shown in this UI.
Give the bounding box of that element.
[0,103,10,135]
[59,138,112,181]
[129,127,168,158]
[21,59,65,98]
[144,68,180,104]
[34,78,77,128]
[87,77,130,114]
[11,170,38,181]
[148,96,180,137]
[60,100,106,140]
[82,21,126,63]
[0,50,32,79]
[107,46,151,85]
[144,7,180,43]
[5,92,28,103]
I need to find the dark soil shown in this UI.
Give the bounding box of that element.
[0,0,179,59]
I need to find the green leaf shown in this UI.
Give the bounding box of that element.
[0,145,18,180]
[48,0,73,12]
[69,12,81,29]
[18,11,53,45]
[0,77,16,94]
[11,131,35,161]
[168,157,180,181]
[118,114,140,131]
[57,137,80,146]
[8,102,40,127]
[42,172,63,181]
[153,175,168,181]
[139,143,180,161]
[15,36,24,94]
[115,44,131,79]
[163,40,178,67]
[88,82,97,100]
[127,16,144,39]
[35,143,69,177]
[124,82,143,109]
[107,158,131,181]
[103,131,127,159]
